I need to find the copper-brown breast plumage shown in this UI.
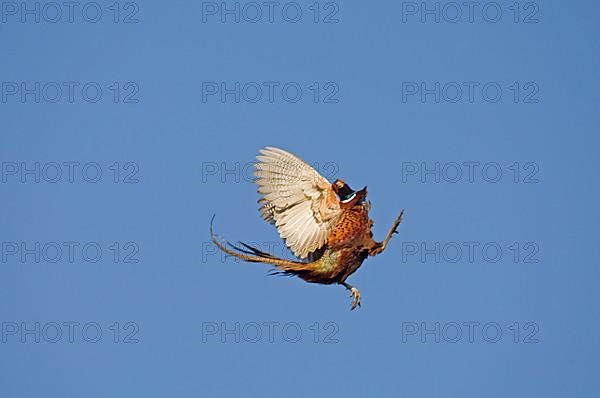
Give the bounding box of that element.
[327,204,371,250]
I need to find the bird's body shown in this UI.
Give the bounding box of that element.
[210,147,403,309]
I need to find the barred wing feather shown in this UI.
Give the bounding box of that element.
[254,147,341,259]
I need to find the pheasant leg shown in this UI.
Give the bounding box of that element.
[341,282,361,310]
[369,210,404,256]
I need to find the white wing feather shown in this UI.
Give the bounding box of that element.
[254,147,341,259]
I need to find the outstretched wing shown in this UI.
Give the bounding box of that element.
[254,147,341,259]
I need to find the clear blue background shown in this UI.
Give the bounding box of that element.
[1,1,599,397]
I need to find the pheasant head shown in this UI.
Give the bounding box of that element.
[332,179,368,206]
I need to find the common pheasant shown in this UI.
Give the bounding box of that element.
[210,147,404,310]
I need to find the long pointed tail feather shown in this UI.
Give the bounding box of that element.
[210,215,314,274]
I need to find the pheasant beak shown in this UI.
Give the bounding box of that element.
[356,186,368,201]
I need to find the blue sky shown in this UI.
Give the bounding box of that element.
[1,1,599,397]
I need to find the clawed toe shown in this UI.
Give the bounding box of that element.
[349,287,361,310]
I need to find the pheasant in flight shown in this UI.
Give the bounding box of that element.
[210,147,404,309]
